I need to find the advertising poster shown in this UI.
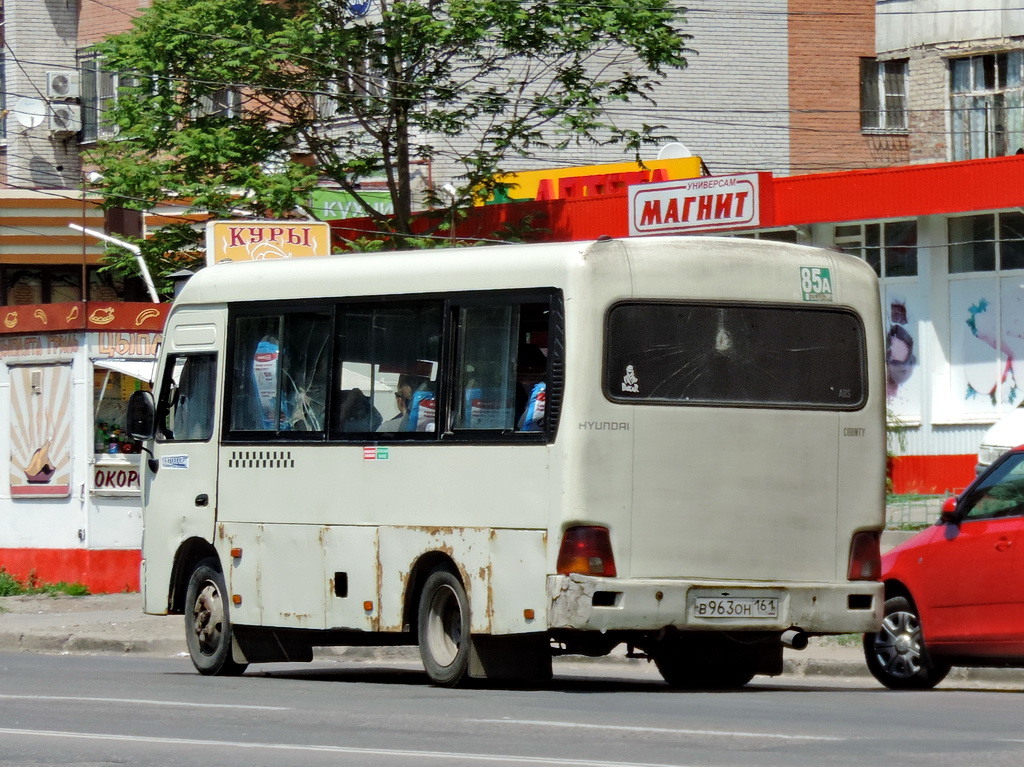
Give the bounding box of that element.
[9,364,73,498]
[884,285,924,420]
[946,277,1024,416]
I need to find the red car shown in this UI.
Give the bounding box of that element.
[864,446,1024,689]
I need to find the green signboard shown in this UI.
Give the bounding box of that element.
[310,189,394,220]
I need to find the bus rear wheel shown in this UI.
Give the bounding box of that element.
[652,635,756,690]
[184,558,248,676]
[418,569,471,687]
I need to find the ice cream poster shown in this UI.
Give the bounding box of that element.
[9,364,72,497]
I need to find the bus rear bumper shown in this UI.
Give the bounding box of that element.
[546,574,883,635]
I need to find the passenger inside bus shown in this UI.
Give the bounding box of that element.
[377,374,427,432]
[333,388,382,432]
[515,343,547,431]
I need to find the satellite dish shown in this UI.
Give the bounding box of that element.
[657,142,692,159]
[13,98,46,129]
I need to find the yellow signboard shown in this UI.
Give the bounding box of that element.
[205,220,332,266]
[485,156,704,205]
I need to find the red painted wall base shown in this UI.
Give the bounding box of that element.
[0,456,984,591]
[889,454,977,496]
[0,549,140,594]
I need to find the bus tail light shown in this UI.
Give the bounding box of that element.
[557,526,616,577]
[848,531,881,581]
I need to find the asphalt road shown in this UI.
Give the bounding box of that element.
[2,652,1024,767]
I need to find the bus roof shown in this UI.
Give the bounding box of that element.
[173,236,877,307]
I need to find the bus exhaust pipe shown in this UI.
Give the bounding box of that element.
[781,629,809,651]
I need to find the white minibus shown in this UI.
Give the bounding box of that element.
[127,235,885,688]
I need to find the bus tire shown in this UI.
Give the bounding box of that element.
[418,569,471,687]
[652,636,756,690]
[184,558,248,677]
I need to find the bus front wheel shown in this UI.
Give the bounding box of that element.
[184,558,248,677]
[418,569,471,687]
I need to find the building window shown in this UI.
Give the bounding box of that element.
[861,58,908,132]
[80,53,120,143]
[949,212,1024,273]
[733,229,801,244]
[950,51,1024,161]
[317,49,387,122]
[0,50,6,140]
[0,265,144,305]
[834,221,918,278]
[196,87,243,119]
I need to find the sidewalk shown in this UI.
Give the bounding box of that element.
[2,592,1021,687]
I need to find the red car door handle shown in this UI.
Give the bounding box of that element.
[996,537,1012,551]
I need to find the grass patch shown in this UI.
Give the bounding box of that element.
[819,633,862,647]
[886,493,941,504]
[888,521,933,532]
[0,567,89,597]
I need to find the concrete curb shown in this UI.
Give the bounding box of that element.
[0,630,185,657]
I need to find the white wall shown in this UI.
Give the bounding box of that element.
[878,0,1024,53]
[426,0,792,188]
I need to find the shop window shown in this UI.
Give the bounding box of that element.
[0,265,144,305]
[834,221,917,278]
[949,213,1024,273]
[94,364,151,455]
[861,58,909,133]
[6,269,43,304]
[733,229,801,244]
[950,51,1024,161]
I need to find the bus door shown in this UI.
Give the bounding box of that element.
[143,312,223,612]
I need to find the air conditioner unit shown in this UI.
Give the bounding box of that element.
[46,70,80,100]
[48,103,82,135]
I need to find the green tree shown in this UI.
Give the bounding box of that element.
[92,0,692,241]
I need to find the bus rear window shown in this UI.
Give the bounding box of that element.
[605,302,866,409]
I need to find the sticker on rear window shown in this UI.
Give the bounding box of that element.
[621,364,640,394]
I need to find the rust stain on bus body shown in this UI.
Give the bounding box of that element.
[374,527,498,634]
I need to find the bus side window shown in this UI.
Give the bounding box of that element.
[229,312,332,434]
[334,301,442,438]
[157,354,216,442]
[453,302,548,432]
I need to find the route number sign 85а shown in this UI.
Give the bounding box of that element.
[800,266,833,303]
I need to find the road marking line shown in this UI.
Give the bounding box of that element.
[0,727,704,767]
[471,718,844,742]
[0,694,288,711]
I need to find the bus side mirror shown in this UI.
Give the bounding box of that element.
[940,496,958,524]
[126,390,156,441]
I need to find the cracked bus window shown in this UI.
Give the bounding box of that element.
[605,303,866,409]
[229,312,332,434]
